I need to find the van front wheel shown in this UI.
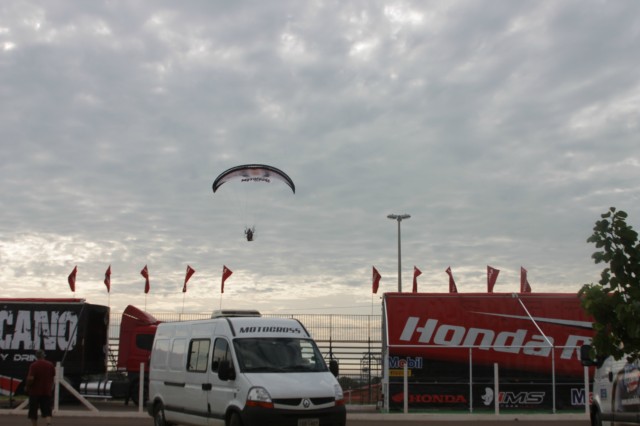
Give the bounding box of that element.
[591,407,603,426]
[229,412,243,426]
[153,402,174,426]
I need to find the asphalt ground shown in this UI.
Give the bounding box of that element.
[0,412,591,426]
[0,401,591,425]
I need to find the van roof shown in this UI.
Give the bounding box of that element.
[211,309,261,318]
[154,316,312,339]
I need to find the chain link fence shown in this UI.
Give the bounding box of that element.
[108,312,383,405]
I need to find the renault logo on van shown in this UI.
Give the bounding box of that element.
[302,399,311,408]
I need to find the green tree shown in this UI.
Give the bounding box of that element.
[579,207,640,361]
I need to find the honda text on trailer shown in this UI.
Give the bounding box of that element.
[148,310,346,426]
[382,292,595,411]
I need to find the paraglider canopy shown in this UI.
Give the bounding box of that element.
[212,164,295,194]
[212,164,295,242]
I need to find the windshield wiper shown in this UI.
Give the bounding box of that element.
[243,366,286,373]
[282,365,318,372]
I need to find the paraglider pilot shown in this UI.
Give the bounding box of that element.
[245,227,255,242]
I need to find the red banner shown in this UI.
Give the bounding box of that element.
[104,265,111,293]
[372,266,381,294]
[68,266,77,292]
[412,266,422,293]
[221,265,233,293]
[141,265,150,294]
[445,267,457,293]
[487,266,499,293]
[521,267,532,293]
[182,265,196,293]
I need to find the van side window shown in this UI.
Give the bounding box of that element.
[169,339,186,371]
[212,338,230,372]
[187,338,210,373]
[151,339,170,368]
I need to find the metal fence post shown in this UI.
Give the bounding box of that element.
[494,362,499,415]
[403,360,408,414]
[584,365,590,415]
[469,347,473,413]
[139,362,145,414]
[552,349,556,414]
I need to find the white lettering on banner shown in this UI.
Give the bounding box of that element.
[571,388,592,405]
[562,335,592,359]
[0,310,78,351]
[399,317,590,360]
[13,354,37,362]
[499,391,545,405]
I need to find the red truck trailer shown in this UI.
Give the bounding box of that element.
[382,292,594,412]
[0,299,159,403]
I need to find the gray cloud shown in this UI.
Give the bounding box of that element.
[1,0,639,313]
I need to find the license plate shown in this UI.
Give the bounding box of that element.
[297,419,319,426]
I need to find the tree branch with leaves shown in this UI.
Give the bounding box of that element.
[579,207,640,361]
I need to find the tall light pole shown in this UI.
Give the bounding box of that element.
[387,214,410,292]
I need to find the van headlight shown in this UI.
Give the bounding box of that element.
[246,386,274,409]
[334,384,345,406]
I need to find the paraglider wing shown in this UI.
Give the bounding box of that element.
[212,164,296,194]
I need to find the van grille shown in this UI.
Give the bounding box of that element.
[273,397,334,406]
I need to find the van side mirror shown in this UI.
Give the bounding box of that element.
[580,344,605,368]
[329,359,339,377]
[218,360,236,381]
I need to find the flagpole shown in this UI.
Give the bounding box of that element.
[182,293,186,316]
[371,293,374,316]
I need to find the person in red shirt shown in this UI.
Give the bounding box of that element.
[25,349,56,426]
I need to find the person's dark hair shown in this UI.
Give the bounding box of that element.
[35,349,46,359]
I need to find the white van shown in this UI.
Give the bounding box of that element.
[580,344,640,426]
[147,310,346,426]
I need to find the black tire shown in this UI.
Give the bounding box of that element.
[592,407,603,426]
[153,402,174,426]
[229,412,243,426]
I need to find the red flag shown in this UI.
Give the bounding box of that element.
[182,265,196,293]
[487,266,500,293]
[68,266,77,292]
[446,267,457,293]
[141,265,150,294]
[521,267,532,293]
[104,265,111,293]
[412,266,422,293]
[372,267,381,294]
[221,265,233,293]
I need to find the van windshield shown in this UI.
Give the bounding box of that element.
[233,338,328,373]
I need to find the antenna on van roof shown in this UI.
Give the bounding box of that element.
[211,309,261,318]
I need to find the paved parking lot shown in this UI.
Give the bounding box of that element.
[0,412,590,426]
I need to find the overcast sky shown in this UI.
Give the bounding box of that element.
[2,1,639,315]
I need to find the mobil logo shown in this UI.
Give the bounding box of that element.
[388,356,423,369]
